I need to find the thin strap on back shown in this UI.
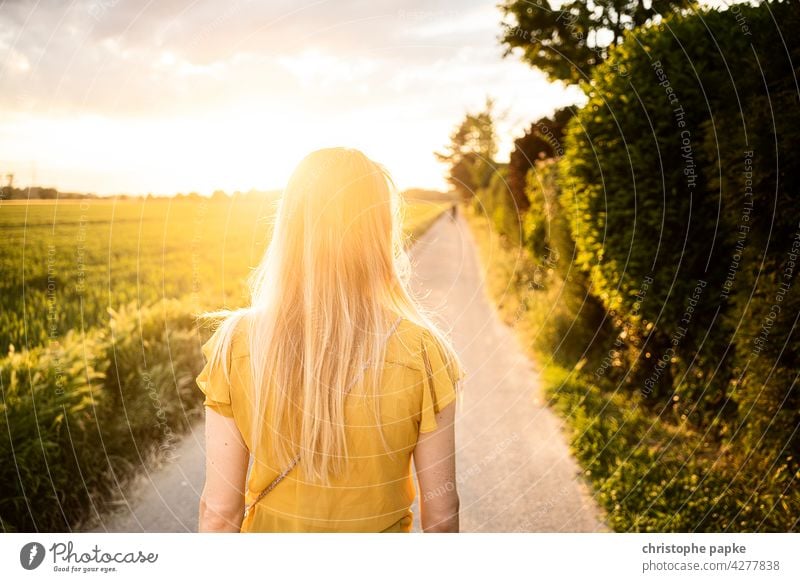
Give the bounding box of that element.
[243,315,403,518]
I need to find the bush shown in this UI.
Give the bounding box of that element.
[561,15,734,406]
[544,365,796,532]
[507,107,575,212]
[475,164,523,244]
[468,0,800,531]
[466,200,799,531]
[522,160,614,368]
[0,333,105,531]
[0,300,206,532]
[547,0,800,529]
[560,0,800,445]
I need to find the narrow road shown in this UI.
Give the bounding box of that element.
[90,210,606,532]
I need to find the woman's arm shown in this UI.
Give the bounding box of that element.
[198,407,249,532]
[413,401,460,532]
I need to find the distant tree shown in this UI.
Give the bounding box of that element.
[401,188,450,202]
[499,0,694,85]
[507,107,574,211]
[211,189,228,201]
[32,187,58,199]
[0,173,11,199]
[435,98,498,199]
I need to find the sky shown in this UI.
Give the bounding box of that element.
[0,0,735,196]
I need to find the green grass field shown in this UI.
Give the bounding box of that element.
[0,196,448,353]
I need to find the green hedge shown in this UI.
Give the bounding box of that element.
[521,159,614,369]
[466,188,798,531]
[473,0,799,530]
[474,164,523,244]
[560,1,800,451]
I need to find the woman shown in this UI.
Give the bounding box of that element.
[195,147,466,533]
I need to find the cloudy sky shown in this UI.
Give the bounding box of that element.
[0,0,726,195]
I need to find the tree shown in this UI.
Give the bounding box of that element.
[499,0,694,85]
[1,173,12,199]
[507,107,574,211]
[435,98,498,199]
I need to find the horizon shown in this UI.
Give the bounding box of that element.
[0,184,452,200]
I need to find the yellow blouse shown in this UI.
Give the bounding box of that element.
[195,316,465,533]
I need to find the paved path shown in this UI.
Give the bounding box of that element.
[89,210,606,532]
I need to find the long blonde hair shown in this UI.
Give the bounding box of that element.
[203,147,462,485]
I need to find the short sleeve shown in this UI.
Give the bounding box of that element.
[419,329,465,433]
[195,329,234,418]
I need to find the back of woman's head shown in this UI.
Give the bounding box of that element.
[252,147,403,312]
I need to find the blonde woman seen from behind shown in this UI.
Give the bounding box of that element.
[196,147,465,533]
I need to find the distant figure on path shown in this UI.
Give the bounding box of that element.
[196,147,466,533]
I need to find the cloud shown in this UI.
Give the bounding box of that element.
[0,0,583,193]
[1,0,501,111]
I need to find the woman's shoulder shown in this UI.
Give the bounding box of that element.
[203,310,251,362]
[386,317,450,370]
[229,311,255,361]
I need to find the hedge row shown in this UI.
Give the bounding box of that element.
[560,0,799,461]
[472,0,799,530]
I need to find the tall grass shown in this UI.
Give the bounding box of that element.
[0,300,204,532]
